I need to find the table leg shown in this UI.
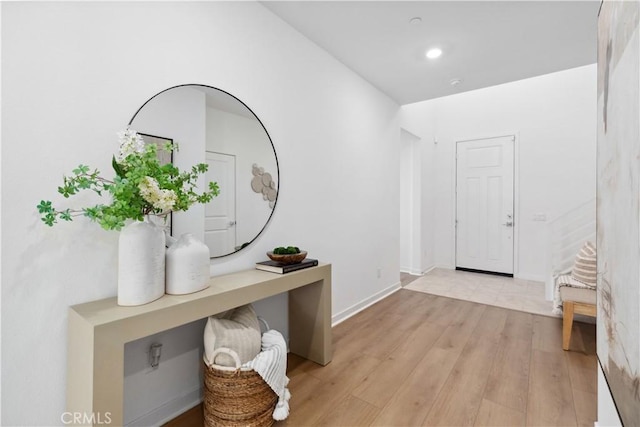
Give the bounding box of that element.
[288,277,332,365]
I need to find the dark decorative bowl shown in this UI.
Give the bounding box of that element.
[267,251,308,265]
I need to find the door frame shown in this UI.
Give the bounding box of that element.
[400,128,424,275]
[453,132,520,276]
[204,150,237,257]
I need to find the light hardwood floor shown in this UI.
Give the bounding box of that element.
[166,289,597,426]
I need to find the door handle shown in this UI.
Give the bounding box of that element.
[502,221,513,227]
[228,221,236,227]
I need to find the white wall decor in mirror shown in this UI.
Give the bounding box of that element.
[251,163,278,209]
[129,84,278,258]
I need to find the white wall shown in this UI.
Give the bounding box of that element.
[1,2,400,426]
[401,64,597,280]
[399,130,413,272]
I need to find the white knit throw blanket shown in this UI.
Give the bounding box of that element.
[243,329,291,421]
[553,273,596,315]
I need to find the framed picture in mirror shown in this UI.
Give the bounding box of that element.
[139,133,174,235]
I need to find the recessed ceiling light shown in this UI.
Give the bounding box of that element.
[450,78,463,86]
[409,17,422,25]
[426,48,442,59]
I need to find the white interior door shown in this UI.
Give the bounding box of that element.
[205,152,236,257]
[456,135,514,274]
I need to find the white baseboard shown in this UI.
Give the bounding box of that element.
[332,281,401,326]
[436,264,455,270]
[127,386,203,427]
[401,265,436,276]
[514,273,545,282]
[421,265,436,275]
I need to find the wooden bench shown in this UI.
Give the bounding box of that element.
[560,286,596,350]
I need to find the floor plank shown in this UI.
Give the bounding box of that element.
[474,398,526,426]
[532,315,564,354]
[566,350,598,394]
[162,404,202,427]
[314,395,380,426]
[483,310,533,412]
[527,349,577,426]
[286,353,381,426]
[572,389,598,427]
[370,302,487,426]
[351,320,444,408]
[422,306,508,426]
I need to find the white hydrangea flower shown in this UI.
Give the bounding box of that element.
[139,176,177,212]
[155,190,178,212]
[117,129,146,162]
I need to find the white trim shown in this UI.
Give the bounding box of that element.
[514,273,545,282]
[126,386,203,427]
[512,131,521,277]
[400,265,436,276]
[455,131,520,144]
[450,135,458,268]
[332,281,401,326]
[436,263,456,270]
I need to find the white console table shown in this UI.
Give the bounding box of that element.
[66,263,332,426]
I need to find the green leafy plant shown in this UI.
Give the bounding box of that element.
[37,129,220,231]
[273,246,301,255]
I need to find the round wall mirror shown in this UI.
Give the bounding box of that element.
[129,84,278,258]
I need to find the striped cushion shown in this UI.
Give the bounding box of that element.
[203,304,261,367]
[571,241,597,287]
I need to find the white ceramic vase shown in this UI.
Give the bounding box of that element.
[117,219,166,306]
[165,233,210,295]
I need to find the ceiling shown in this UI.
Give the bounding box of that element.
[263,1,600,105]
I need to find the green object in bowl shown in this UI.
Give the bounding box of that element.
[267,250,307,264]
[272,246,301,255]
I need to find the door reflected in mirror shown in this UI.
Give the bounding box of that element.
[129,85,278,258]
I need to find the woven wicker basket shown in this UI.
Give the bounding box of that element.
[204,348,278,427]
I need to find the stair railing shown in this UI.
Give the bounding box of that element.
[544,198,596,300]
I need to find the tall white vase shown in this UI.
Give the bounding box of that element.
[117,219,166,306]
[166,233,210,295]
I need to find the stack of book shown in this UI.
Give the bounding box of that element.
[255,258,318,274]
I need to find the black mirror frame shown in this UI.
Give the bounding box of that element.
[128,84,279,258]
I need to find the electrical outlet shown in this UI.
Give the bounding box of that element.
[532,213,547,221]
